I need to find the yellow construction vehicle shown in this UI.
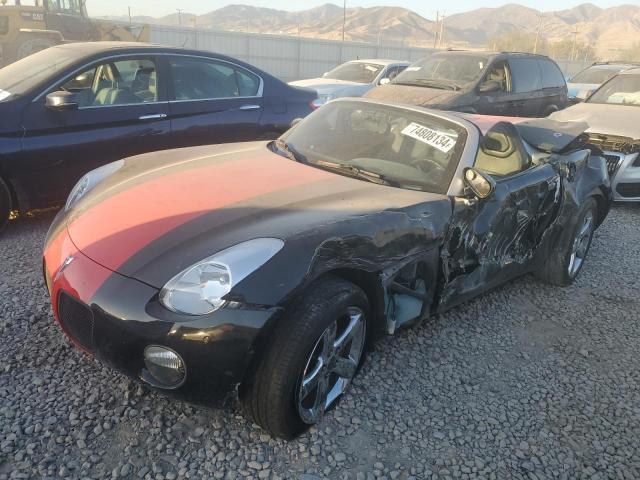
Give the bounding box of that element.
[0,1,150,66]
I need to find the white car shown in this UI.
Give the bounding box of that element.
[290,59,410,108]
[551,67,640,202]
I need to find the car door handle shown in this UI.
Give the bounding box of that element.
[238,104,261,111]
[139,113,168,121]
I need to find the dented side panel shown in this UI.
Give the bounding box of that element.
[437,149,610,312]
[438,163,562,310]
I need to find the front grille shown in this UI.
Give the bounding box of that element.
[616,183,640,199]
[58,292,94,350]
[603,154,623,179]
[0,16,8,36]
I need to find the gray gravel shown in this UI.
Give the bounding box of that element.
[1,205,640,480]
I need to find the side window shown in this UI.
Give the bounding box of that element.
[236,69,260,96]
[481,60,510,93]
[537,59,565,88]
[169,57,261,101]
[509,58,542,93]
[59,58,158,107]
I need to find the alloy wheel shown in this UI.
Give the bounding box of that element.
[568,210,594,277]
[296,306,366,424]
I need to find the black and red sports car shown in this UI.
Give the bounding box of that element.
[44,99,611,439]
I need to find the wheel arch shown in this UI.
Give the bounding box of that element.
[588,187,610,227]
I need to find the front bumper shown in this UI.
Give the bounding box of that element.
[604,151,640,202]
[44,223,278,406]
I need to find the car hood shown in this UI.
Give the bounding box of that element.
[290,78,365,89]
[549,102,640,139]
[364,84,462,106]
[66,142,449,288]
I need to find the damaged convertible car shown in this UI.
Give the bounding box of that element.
[44,98,611,439]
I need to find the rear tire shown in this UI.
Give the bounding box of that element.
[0,177,12,232]
[535,198,597,286]
[241,276,369,439]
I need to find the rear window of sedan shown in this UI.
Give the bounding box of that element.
[281,101,468,194]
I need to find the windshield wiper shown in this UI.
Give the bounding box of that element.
[274,139,307,163]
[395,79,460,90]
[311,159,399,187]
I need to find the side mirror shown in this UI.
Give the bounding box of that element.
[290,117,303,128]
[575,89,592,101]
[464,168,495,199]
[479,80,501,94]
[45,91,79,111]
[379,78,391,85]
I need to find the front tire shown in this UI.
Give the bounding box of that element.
[241,276,369,439]
[535,198,597,286]
[0,177,12,232]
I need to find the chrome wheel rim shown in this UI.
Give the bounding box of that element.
[296,306,366,425]
[568,210,594,277]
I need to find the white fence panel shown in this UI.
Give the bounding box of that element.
[149,25,434,81]
[149,25,586,81]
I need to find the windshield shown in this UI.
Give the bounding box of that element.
[571,67,620,85]
[277,101,467,194]
[0,47,77,101]
[588,74,640,106]
[324,62,384,84]
[393,54,489,90]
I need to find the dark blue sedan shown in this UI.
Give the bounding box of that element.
[0,41,317,229]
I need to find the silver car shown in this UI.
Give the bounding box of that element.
[290,59,410,108]
[551,67,640,202]
[567,62,640,104]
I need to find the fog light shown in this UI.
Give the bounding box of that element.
[143,346,185,387]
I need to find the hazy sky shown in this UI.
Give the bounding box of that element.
[87,0,628,19]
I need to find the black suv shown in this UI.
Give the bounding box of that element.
[365,51,568,117]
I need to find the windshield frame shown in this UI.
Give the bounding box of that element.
[586,72,640,107]
[278,99,473,195]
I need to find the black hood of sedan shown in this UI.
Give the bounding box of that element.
[66,142,452,289]
[364,84,463,107]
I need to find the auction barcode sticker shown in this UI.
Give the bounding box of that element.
[401,123,457,153]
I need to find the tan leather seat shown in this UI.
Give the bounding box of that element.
[474,122,530,177]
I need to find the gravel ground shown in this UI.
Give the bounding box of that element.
[1,205,640,480]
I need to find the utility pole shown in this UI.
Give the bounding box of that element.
[533,12,544,54]
[570,28,579,61]
[128,6,132,25]
[342,0,347,42]
[433,11,439,49]
[176,8,184,27]
[439,12,445,49]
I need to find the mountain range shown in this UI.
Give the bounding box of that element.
[97,3,640,58]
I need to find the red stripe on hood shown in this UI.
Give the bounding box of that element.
[67,153,332,274]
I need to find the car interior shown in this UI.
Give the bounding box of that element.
[482,61,511,92]
[170,59,260,100]
[474,122,531,177]
[61,60,158,107]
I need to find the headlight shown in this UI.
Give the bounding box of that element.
[159,238,284,316]
[65,160,124,211]
[311,94,335,108]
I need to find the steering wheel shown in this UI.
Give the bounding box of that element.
[412,157,446,175]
